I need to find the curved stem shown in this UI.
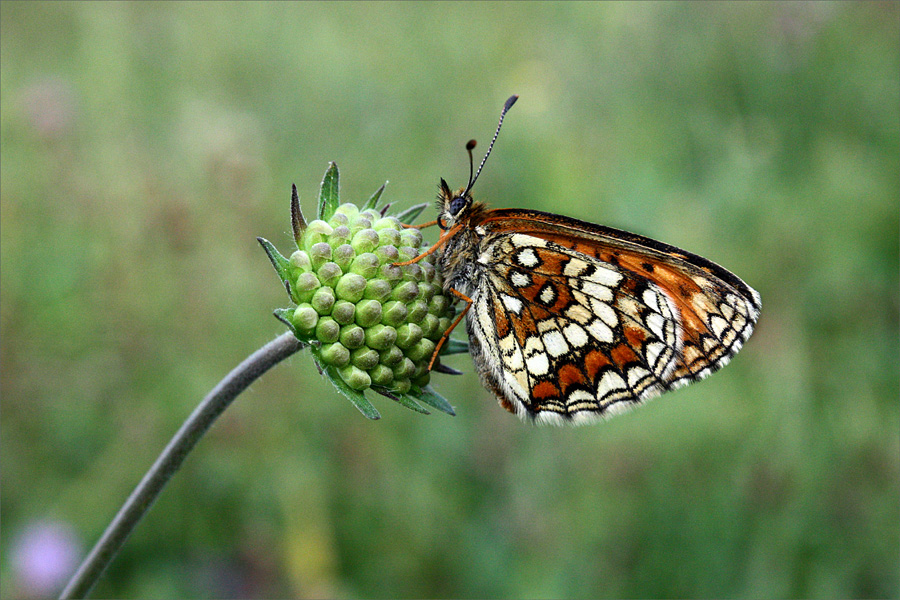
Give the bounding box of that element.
[59,332,304,599]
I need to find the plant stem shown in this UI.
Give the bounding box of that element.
[59,332,304,599]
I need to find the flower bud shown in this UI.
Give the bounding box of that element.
[351,346,380,370]
[420,313,439,339]
[289,250,312,273]
[319,342,350,367]
[335,273,366,303]
[374,244,399,265]
[406,299,428,324]
[392,357,415,380]
[311,286,336,315]
[351,229,379,254]
[378,262,403,283]
[315,316,340,344]
[429,294,449,316]
[294,271,321,303]
[302,220,334,251]
[363,279,392,303]
[292,303,318,334]
[309,242,332,269]
[328,211,350,227]
[399,228,423,249]
[364,324,397,350]
[331,300,356,325]
[377,228,401,248]
[392,378,411,394]
[350,252,380,279]
[369,364,394,387]
[379,345,404,366]
[334,203,360,221]
[328,225,351,249]
[355,299,383,328]
[395,323,423,350]
[338,364,371,390]
[391,280,418,303]
[333,244,356,271]
[317,261,342,288]
[401,262,423,282]
[380,300,408,327]
[372,216,401,231]
[407,338,436,363]
[339,324,365,349]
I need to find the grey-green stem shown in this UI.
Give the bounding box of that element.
[59,332,304,599]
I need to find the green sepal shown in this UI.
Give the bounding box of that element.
[273,308,301,338]
[440,338,470,356]
[372,386,430,414]
[257,237,291,284]
[291,183,306,247]
[394,203,429,225]
[362,181,388,211]
[412,385,456,416]
[321,362,381,420]
[398,394,431,414]
[317,162,340,222]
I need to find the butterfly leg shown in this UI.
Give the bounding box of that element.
[427,288,473,370]
[402,219,438,229]
[394,222,465,267]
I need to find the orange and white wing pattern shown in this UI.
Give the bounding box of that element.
[461,209,761,425]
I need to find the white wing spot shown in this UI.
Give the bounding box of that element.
[590,265,622,287]
[646,312,667,340]
[709,314,730,339]
[526,351,550,376]
[543,330,569,357]
[564,259,590,277]
[587,319,614,343]
[583,281,612,302]
[501,294,523,314]
[643,288,661,313]
[510,271,531,287]
[566,304,592,324]
[539,285,557,305]
[598,371,627,395]
[516,248,539,268]
[499,334,524,369]
[563,323,589,348]
[594,301,618,328]
[511,234,546,248]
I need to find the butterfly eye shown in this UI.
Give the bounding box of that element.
[449,196,467,216]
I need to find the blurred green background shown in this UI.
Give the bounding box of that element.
[2,2,897,598]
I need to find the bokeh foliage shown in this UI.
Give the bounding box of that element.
[1,2,897,598]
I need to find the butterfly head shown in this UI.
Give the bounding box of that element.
[436,178,474,230]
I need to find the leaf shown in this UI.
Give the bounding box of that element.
[362,181,388,210]
[414,385,456,416]
[322,365,380,420]
[394,203,429,225]
[257,237,291,284]
[440,337,469,356]
[317,162,340,221]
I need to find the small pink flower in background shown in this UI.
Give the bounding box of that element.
[21,76,77,140]
[11,520,82,598]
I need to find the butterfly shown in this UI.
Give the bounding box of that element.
[400,96,761,425]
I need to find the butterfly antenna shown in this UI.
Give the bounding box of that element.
[465,139,477,190]
[464,94,518,195]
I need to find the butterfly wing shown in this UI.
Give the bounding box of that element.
[464,208,760,425]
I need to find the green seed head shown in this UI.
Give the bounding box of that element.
[260,166,460,417]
